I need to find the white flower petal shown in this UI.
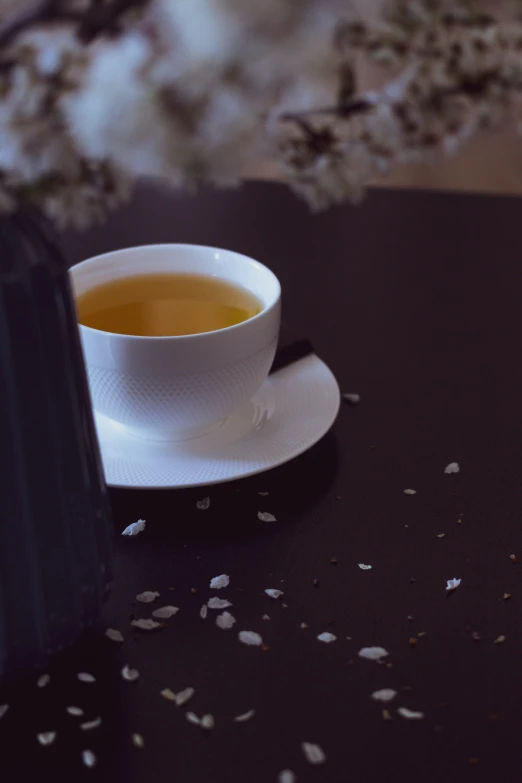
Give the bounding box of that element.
[82,749,97,768]
[302,742,326,765]
[131,618,163,631]
[279,771,296,783]
[358,563,372,570]
[342,393,361,405]
[174,687,195,707]
[105,628,124,643]
[66,706,84,716]
[397,707,424,720]
[196,497,210,510]
[317,632,337,643]
[371,689,397,703]
[258,512,277,522]
[136,591,160,603]
[186,712,201,725]
[446,578,462,592]
[132,733,144,748]
[121,519,146,536]
[77,672,96,683]
[80,717,102,731]
[265,589,284,599]
[216,611,236,630]
[201,714,215,730]
[151,605,179,619]
[200,604,208,620]
[234,709,255,723]
[37,731,56,746]
[121,665,140,682]
[403,489,417,495]
[238,630,263,646]
[207,597,232,609]
[209,574,230,590]
[444,462,460,474]
[37,674,50,688]
[0,705,8,720]
[358,646,389,661]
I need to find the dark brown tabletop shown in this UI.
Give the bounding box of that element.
[3,181,522,782]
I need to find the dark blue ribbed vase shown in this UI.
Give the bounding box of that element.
[0,209,113,683]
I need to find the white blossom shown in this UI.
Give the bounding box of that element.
[0,1,520,223]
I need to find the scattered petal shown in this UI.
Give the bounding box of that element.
[279,771,297,783]
[174,687,195,707]
[239,631,263,646]
[258,491,269,496]
[302,742,326,765]
[196,497,210,510]
[234,709,255,723]
[509,554,516,563]
[446,578,462,592]
[358,563,372,571]
[82,749,97,768]
[265,589,284,599]
[300,622,308,630]
[80,717,102,731]
[371,689,398,703]
[403,489,417,495]
[105,628,124,643]
[201,714,215,730]
[207,597,232,609]
[200,604,208,620]
[398,707,424,720]
[66,706,84,717]
[317,632,337,643]
[132,733,144,748]
[210,574,230,590]
[37,674,50,688]
[382,709,392,720]
[436,533,446,539]
[131,618,163,632]
[136,591,160,604]
[37,731,56,746]
[121,519,146,536]
[121,665,140,682]
[186,712,201,726]
[494,635,506,644]
[258,511,277,522]
[342,392,360,405]
[471,631,481,641]
[160,688,176,702]
[358,646,389,661]
[77,672,96,683]
[444,462,460,474]
[216,611,236,630]
[151,605,179,619]
[502,593,512,601]
[262,614,271,621]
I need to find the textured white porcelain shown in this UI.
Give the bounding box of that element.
[70,244,281,440]
[94,354,340,488]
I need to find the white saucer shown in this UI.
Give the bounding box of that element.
[94,354,340,489]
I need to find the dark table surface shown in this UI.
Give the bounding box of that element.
[3,181,522,782]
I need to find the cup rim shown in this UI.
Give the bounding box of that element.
[71,243,281,343]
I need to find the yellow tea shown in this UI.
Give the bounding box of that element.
[76,273,262,337]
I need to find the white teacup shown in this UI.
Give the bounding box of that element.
[70,244,281,441]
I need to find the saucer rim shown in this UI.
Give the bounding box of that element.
[97,354,340,490]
